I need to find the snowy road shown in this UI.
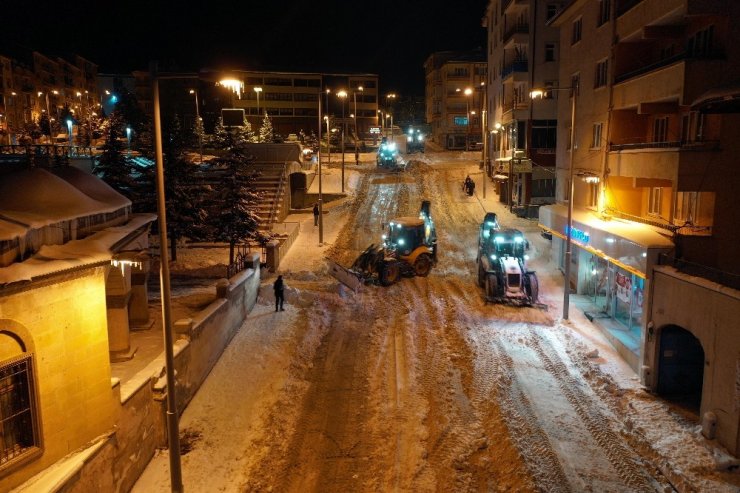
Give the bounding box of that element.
[134,153,738,492]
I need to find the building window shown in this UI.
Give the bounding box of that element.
[597,0,611,26]
[546,4,558,21]
[572,18,583,45]
[545,44,556,62]
[687,25,715,57]
[595,59,608,88]
[588,182,599,207]
[0,355,40,468]
[681,111,704,143]
[653,117,668,142]
[591,123,602,148]
[648,187,662,216]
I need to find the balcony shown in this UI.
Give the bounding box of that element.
[615,50,725,85]
[501,60,528,79]
[503,24,529,45]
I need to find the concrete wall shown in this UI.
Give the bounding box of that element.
[9,254,262,492]
[645,266,740,455]
[265,222,300,273]
[0,265,120,491]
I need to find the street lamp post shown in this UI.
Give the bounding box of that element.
[325,89,331,164]
[66,119,73,147]
[149,61,184,493]
[464,87,473,151]
[189,89,203,163]
[126,126,132,156]
[531,84,578,320]
[352,86,365,165]
[385,93,396,138]
[337,90,348,193]
[254,86,262,125]
[317,89,324,244]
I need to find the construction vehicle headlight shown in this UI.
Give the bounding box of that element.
[514,236,524,243]
[407,136,413,142]
[524,254,530,260]
[490,254,497,260]
[418,135,424,141]
[388,143,397,151]
[382,234,387,240]
[494,236,504,243]
[398,238,405,246]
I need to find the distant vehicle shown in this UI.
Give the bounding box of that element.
[406,127,425,153]
[286,133,299,142]
[377,139,401,168]
[302,147,314,161]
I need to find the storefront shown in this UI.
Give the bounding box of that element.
[538,205,673,350]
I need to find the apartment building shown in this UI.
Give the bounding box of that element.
[424,50,487,149]
[0,48,99,143]
[540,0,740,456]
[483,0,562,208]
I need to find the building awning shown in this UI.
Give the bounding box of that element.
[538,204,674,278]
[492,174,509,181]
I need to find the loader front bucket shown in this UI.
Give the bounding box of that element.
[326,258,364,293]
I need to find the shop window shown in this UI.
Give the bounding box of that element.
[0,355,40,469]
[648,187,662,216]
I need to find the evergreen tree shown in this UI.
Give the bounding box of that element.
[93,111,135,196]
[191,117,206,162]
[259,111,274,143]
[207,128,265,264]
[212,117,256,149]
[159,115,210,260]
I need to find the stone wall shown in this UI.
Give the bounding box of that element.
[11,253,262,492]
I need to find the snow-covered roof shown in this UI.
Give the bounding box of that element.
[0,168,130,237]
[0,218,27,242]
[0,213,155,286]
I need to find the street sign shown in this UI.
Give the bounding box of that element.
[369,126,381,134]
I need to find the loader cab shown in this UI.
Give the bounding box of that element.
[384,217,425,256]
[487,228,529,264]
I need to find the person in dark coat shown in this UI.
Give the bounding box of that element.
[273,275,285,311]
[313,203,320,226]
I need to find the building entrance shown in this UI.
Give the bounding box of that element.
[657,325,704,412]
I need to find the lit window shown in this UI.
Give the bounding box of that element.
[648,187,662,216]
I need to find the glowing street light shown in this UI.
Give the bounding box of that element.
[337,90,348,193]
[66,119,73,146]
[218,78,244,99]
[189,89,203,163]
[126,126,132,156]
[254,87,263,121]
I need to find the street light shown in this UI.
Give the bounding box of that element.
[385,93,396,138]
[531,84,578,320]
[126,126,132,156]
[353,85,363,147]
[337,89,348,193]
[254,86,263,123]
[189,89,203,163]
[464,87,473,151]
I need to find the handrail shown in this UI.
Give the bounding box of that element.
[267,164,286,225]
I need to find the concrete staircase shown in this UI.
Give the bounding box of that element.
[250,162,289,230]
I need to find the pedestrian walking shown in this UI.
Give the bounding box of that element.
[273,275,285,312]
[313,203,320,227]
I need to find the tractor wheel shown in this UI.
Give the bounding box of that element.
[477,261,486,287]
[485,274,498,299]
[414,254,433,277]
[380,261,401,286]
[527,273,539,303]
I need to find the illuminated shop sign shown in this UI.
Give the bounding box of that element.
[565,225,590,244]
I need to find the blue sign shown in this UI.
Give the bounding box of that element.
[565,225,590,244]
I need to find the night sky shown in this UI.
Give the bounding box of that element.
[3,0,488,96]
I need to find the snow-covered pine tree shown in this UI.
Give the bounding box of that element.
[206,127,266,264]
[161,115,210,260]
[93,110,135,196]
[259,111,274,143]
